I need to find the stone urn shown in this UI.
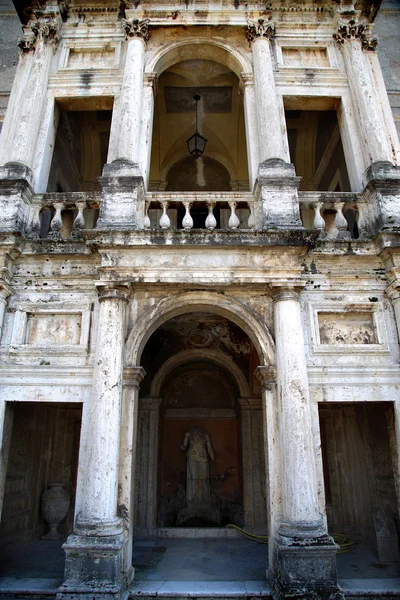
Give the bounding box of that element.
[41,483,70,540]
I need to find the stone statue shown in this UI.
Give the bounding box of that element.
[181,426,214,505]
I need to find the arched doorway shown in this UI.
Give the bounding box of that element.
[133,311,267,536]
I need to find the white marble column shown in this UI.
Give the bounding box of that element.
[334,17,394,169]
[107,19,149,171]
[119,366,146,582]
[78,285,130,533]
[246,19,290,168]
[273,288,322,532]
[0,18,59,178]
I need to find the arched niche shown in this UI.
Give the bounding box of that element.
[133,311,268,536]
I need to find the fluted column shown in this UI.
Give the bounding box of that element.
[246,19,301,230]
[60,285,130,600]
[271,287,339,599]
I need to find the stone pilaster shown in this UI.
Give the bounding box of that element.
[270,287,341,600]
[119,366,146,583]
[334,13,400,232]
[98,18,151,229]
[59,285,131,600]
[239,398,267,534]
[241,73,260,194]
[246,19,302,230]
[134,397,162,536]
[139,73,157,191]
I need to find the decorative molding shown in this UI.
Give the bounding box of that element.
[333,18,378,52]
[122,18,151,42]
[18,18,60,53]
[245,17,275,43]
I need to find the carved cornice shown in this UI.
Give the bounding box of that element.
[18,18,60,53]
[245,17,275,43]
[122,18,151,42]
[333,18,378,51]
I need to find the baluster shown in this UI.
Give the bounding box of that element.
[144,200,151,229]
[30,204,42,237]
[228,201,240,230]
[50,202,65,234]
[247,201,255,229]
[334,201,351,240]
[159,201,171,230]
[312,201,326,236]
[355,202,366,237]
[72,201,86,230]
[205,201,217,230]
[182,201,194,231]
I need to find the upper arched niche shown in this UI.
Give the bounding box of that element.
[146,39,251,80]
[148,48,250,192]
[125,291,275,368]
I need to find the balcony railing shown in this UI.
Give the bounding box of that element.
[144,192,255,230]
[28,190,365,241]
[29,192,100,239]
[298,191,364,240]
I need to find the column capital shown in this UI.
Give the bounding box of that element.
[144,72,158,96]
[271,282,305,303]
[254,365,276,391]
[239,397,263,409]
[122,18,151,42]
[18,17,60,53]
[333,17,378,51]
[96,283,131,303]
[240,72,254,87]
[123,366,146,388]
[245,17,275,44]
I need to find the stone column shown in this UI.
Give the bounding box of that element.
[239,398,267,534]
[334,15,400,232]
[0,14,59,232]
[119,367,146,583]
[60,285,130,600]
[246,19,302,230]
[271,287,340,600]
[241,73,261,193]
[98,18,150,229]
[134,398,162,535]
[139,73,157,191]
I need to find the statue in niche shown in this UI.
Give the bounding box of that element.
[181,426,214,506]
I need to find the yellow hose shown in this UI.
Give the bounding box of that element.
[225,524,356,553]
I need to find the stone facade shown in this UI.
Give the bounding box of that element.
[0,1,399,599]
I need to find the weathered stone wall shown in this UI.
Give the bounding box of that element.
[0,0,20,132]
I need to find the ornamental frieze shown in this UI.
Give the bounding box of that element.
[245,17,275,43]
[122,18,151,42]
[333,18,378,51]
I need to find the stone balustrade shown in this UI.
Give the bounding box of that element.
[29,192,100,239]
[298,191,364,240]
[144,192,255,231]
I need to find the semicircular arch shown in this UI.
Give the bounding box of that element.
[150,349,251,398]
[126,291,275,367]
[146,39,251,79]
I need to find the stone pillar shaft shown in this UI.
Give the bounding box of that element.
[274,290,321,529]
[342,40,393,168]
[252,37,290,166]
[111,37,145,168]
[242,74,261,192]
[79,286,129,529]
[138,75,156,190]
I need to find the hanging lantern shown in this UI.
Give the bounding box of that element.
[186,94,208,158]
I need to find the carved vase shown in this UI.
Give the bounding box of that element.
[41,483,70,540]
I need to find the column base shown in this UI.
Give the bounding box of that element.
[254,158,303,230]
[97,159,145,230]
[270,527,343,600]
[0,162,34,233]
[58,528,129,600]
